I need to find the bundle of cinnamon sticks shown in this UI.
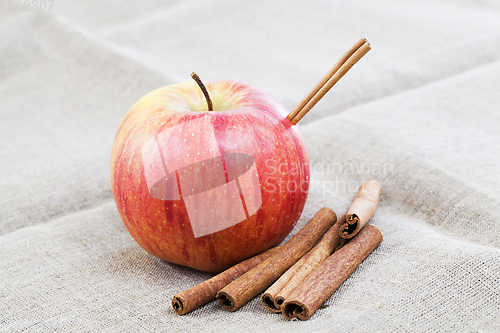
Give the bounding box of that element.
[172,180,383,321]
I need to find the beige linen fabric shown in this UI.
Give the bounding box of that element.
[1,0,500,332]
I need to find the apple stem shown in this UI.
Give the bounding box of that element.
[191,72,213,111]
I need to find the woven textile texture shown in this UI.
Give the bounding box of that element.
[1,0,500,332]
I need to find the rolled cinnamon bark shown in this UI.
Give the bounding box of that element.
[261,215,346,313]
[260,253,307,313]
[283,224,383,321]
[172,246,280,315]
[339,180,381,239]
[274,215,346,309]
[216,208,337,312]
[288,38,371,125]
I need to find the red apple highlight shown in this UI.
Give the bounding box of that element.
[111,80,309,273]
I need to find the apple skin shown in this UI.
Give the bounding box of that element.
[111,80,310,273]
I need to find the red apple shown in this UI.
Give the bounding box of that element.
[110,78,310,273]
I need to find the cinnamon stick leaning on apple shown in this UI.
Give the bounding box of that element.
[287,38,371,124]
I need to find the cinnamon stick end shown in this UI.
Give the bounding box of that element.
[364,180,381,194]
[275,296,285,309]
[283,300,310,321]
[172,295,186,315]
[216,291,237,312]
[339,214,360,239]
[367,224,384,243]
[363,37,371,49]
[261,293,282,313]
[319,207,337,221]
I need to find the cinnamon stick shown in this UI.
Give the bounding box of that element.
[339,180,381,239]
[282,224,383,321]
[172,246,280,315]
[260,253,307,313]
[274,215,346,309]
[261,215,346,313]
[288,38,371,125]
[216,208,337,312]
